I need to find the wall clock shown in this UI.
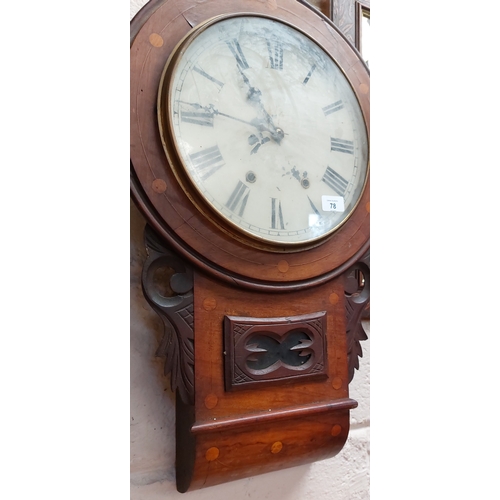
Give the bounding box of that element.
[131,0,369,492]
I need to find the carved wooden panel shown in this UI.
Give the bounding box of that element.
[141,224,195,405]
[332,0,356,44]
[344,248,370,382]
[332,0,371,50]
[224,311,328,391]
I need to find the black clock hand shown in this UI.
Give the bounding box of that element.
[180,101,251,127]
[236,68,284,144]
[180,102,283,142]
[216,110,284,144]
[238,67,262,104]
[215,108,284,143]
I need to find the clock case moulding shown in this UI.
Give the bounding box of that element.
[130,0,369,492]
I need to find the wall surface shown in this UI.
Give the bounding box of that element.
[130,1,370,497]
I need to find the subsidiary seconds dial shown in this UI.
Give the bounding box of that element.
[158,14,369,247]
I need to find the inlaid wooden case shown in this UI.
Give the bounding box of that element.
[131,0,369,492]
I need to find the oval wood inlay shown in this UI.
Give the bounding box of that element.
[332,377,343,390]
[152,179,167,193]
[277,260,289,273]
[331,424,342,437]
[329,293,339,305]
[271,441,283,454]
[205,447,219,462]
[204,393,218,410]
[203,298,217,311]
[359,83,369,94]
[149,33,163,47]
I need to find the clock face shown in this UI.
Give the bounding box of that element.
[158,15,369,247]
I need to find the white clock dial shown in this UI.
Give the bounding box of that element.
[159,14,369,246]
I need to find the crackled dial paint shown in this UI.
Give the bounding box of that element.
[160,15,368,245]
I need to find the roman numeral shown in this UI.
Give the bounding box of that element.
[323,100,344,116]
[225,39,249,70]
[303,64,316,84]
[189,145,224,181]
[322,166,349,196]
[330,137,354,155]
[266,40,283,70]
[181,109,214,127]
[193,66,224,89]
[225,180,250,217]
[271,198,285,230]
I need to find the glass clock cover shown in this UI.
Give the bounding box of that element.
[159,15,369,246]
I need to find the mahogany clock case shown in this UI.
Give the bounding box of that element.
[131,0,369,492]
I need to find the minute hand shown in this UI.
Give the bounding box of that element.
[216,109,282,141]
[181,102,283,142]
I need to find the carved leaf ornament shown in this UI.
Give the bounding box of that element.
[344,250,370,382]
[141,225,195,405]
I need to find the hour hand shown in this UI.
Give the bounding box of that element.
[238,67,263,103]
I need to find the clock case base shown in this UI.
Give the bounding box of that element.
[175,391,355,492]
[141,225,369,492]
[178,270,355,492]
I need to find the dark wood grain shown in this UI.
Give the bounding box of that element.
[179,270,353,490]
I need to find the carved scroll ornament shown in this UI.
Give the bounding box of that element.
[141,225,195,405]
[344,249,370,382]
